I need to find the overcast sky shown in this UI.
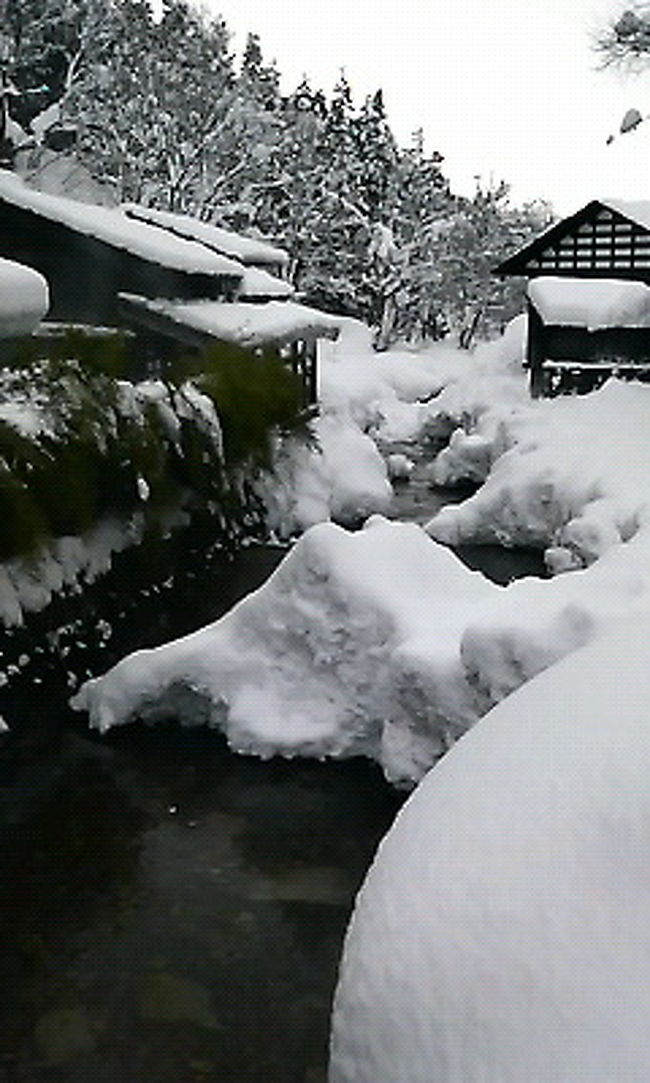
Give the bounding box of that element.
[197,0,650,214]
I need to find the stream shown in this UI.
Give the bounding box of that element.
[0,476,547,1083]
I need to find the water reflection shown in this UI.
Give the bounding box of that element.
[0,725,402,1082]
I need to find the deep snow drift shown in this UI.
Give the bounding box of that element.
[73,317,650,784]
[329,615,650,1082]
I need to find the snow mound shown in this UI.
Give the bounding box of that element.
[262,413,393,536]
[428,379,650,568]
[330,614,650,1082]
[72,508,650,783]
[0,258,49,337]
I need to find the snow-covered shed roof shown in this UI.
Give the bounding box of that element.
[602,198,650,233]
[528,276,650,329]
[121,204,290,269]
[119,294,341,348]
[0,171,244,279]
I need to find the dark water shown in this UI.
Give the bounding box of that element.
[0,485,545,1082]
[0,539,403,1083]
[0,726,400,1083]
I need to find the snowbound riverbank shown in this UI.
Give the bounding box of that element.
[330,613,650,1082]
[73,317,650,783]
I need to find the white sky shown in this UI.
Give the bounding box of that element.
[196,0,650,214]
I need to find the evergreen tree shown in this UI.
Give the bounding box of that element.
[4,3,544,346]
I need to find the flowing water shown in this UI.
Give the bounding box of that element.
[0,478,546,1082]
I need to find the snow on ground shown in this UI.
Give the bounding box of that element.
[72,501,650,784]
[329,613,650,1082]
[0,258,49,337]
[428,378,650,570]
[72,315,650,788]
[261,318,520,537]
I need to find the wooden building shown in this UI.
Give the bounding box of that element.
[495,199,650,396]
[0,170,339,403]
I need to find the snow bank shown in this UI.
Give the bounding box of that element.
[0,172,243,278]
[330,614,650,1082]
[428,378,650,569]
[261,413,392,536]
[72,504,650,783]
[0,258,49,337]
[528,274,650,329]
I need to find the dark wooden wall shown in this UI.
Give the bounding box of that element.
[526,299,650,396]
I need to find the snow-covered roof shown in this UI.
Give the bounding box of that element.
[0,257,49,338]
[602,197,650,232]
[0,171,244,279]
[528,275,650,329]
[121,203,290,268]
[119,294,341,347]
[238,265,294,299]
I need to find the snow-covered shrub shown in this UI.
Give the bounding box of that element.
[0,355,227,561]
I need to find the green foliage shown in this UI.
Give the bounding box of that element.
[0,351,225,560]
[6,327,136,379]
[0,331,310,560]
[189,343,309,468]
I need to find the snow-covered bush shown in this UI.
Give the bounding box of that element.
[0,355,226,562]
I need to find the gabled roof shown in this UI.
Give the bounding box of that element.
[494,199,650,277]
[121,203,290,269]
[0,171,244,279]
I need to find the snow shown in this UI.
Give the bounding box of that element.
[261,412,393,536]
[119,294,342,347]
[330,614,650,1082]
[0,258,49,337]
[428,378,650,569]
[237,265,294,299]
[528,274,650,329]
[71,317,650,787]
[121,203,290,268]
[603,196,650,233]
[0,172,244,278]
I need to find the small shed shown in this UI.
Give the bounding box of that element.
[495,198,650,395]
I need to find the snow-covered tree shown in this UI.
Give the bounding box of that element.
[62,0,235,206]
[596,5,650,66]
[390,181,549,348]
[2,0,113,132]
[6,2,544,347]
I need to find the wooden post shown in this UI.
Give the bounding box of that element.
[305,339,318,405]
[527,298,546,398]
